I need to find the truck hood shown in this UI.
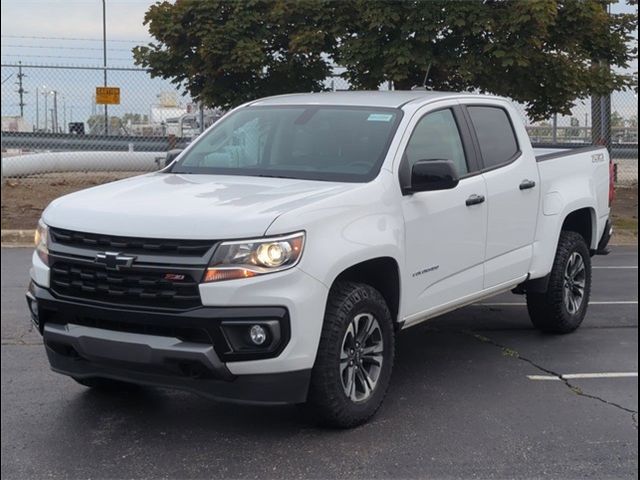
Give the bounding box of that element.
[43,172,356,239]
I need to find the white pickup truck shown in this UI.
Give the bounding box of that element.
[27,91,613,428]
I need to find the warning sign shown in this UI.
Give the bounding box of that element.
[95,87,120,105]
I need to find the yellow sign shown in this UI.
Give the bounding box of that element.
[95,87,120,105]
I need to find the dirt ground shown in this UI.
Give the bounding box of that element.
[1,173,136,230]
[610,186,638,244]
[1,174,638,243]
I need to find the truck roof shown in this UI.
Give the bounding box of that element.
[249,90,497,109]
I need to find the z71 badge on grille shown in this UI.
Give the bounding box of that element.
[164,273,186,281]
[95,252,136,270]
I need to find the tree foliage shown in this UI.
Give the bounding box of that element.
[134,0,637,119]
[133,0,333,110]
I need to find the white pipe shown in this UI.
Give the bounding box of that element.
[1,151,163,177]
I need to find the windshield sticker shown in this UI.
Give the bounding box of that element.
[367,113,394,122]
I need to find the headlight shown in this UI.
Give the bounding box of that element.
[203,232,305,282]
[34,220,49,265]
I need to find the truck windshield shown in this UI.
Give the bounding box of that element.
[169,106,402,182]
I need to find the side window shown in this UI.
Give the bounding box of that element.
[402,109,469,182]
[467,106,519,168]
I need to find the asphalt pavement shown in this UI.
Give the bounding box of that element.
[1,246,637,479]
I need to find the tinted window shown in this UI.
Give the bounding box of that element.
[467,106,519,168]
[171,106,401,182]
[402,109,468,181]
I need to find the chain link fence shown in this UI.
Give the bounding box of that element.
[1,63,637,227]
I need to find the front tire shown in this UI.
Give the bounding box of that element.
[527,231,592,333]
[308,281,395,428]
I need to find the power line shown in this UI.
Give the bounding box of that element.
[1,35,148,43]
[1,54,134,61]
[2,44,135,52]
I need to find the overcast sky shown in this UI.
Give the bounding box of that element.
[1,0,155,66]
[1,0,636,67]
[1,0,637,126]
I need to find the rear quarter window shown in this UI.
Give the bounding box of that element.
[467,106,519,169]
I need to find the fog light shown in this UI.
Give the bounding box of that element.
[249,325,267,345]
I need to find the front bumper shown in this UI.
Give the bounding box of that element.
[27,282,311,405]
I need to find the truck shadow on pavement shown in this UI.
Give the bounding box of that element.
[53,305,542,435]
[28,303,638,480]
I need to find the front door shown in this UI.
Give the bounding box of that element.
[400,106,488,325]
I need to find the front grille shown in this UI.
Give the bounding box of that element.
[50,261,202,309]
[50,228,214,257]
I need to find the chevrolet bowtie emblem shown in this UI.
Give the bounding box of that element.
[95,252,136,271]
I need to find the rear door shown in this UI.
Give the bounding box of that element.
[463,103,540,289]
[400,104,488,325]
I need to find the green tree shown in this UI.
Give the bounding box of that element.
[133,0,333,110]
[135,0,637,120]
[329,0,637,119]
[566,117,582,138]
[610,111,626,128]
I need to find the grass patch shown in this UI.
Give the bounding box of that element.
[612,216,638,233]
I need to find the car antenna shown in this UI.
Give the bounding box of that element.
[412,62,431,91]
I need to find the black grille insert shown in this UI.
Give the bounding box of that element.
[50,228,214,257]
[50,261,202,309]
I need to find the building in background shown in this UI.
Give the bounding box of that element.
[2,115,32,132]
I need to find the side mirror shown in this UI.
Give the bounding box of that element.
[162,148,183,168]
[403,159,459,194]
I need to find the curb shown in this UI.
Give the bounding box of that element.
[1,228,637,248]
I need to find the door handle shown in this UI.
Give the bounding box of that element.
[465,194,485,206]
[519,179,536,190]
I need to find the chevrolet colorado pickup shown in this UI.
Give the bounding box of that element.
[27,91,613,427]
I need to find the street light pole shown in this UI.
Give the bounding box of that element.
[36,86,39,131]
[43,90,49,132]
[102,0,108,135]
[63,95,67,133]
[52,90,59,132]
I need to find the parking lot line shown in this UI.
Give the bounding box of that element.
[527,372,638,381]
[477,301,638,306]
[592,266,638,269]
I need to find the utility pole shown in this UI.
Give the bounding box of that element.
[43,90,49,132]
[591,2,612,153]
[102,0,109,135]
[16,61,27,118]
[35,86,39,131]
[52,90,59,132]
[62,95,67,133]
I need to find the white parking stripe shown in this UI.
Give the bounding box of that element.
[593,266,638,269]
[477,301,638,306]
[528,372,638,381]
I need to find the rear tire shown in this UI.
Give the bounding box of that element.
[308,281,395,428]
[526,231,592,333]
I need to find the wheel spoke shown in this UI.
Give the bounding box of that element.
[362,354,383,367]
[571,294,579,313]
[571,255,584,279]
[355,314,373,344]
[343,365,355,399]
[355,368,372,399]
[362,343,383,355]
